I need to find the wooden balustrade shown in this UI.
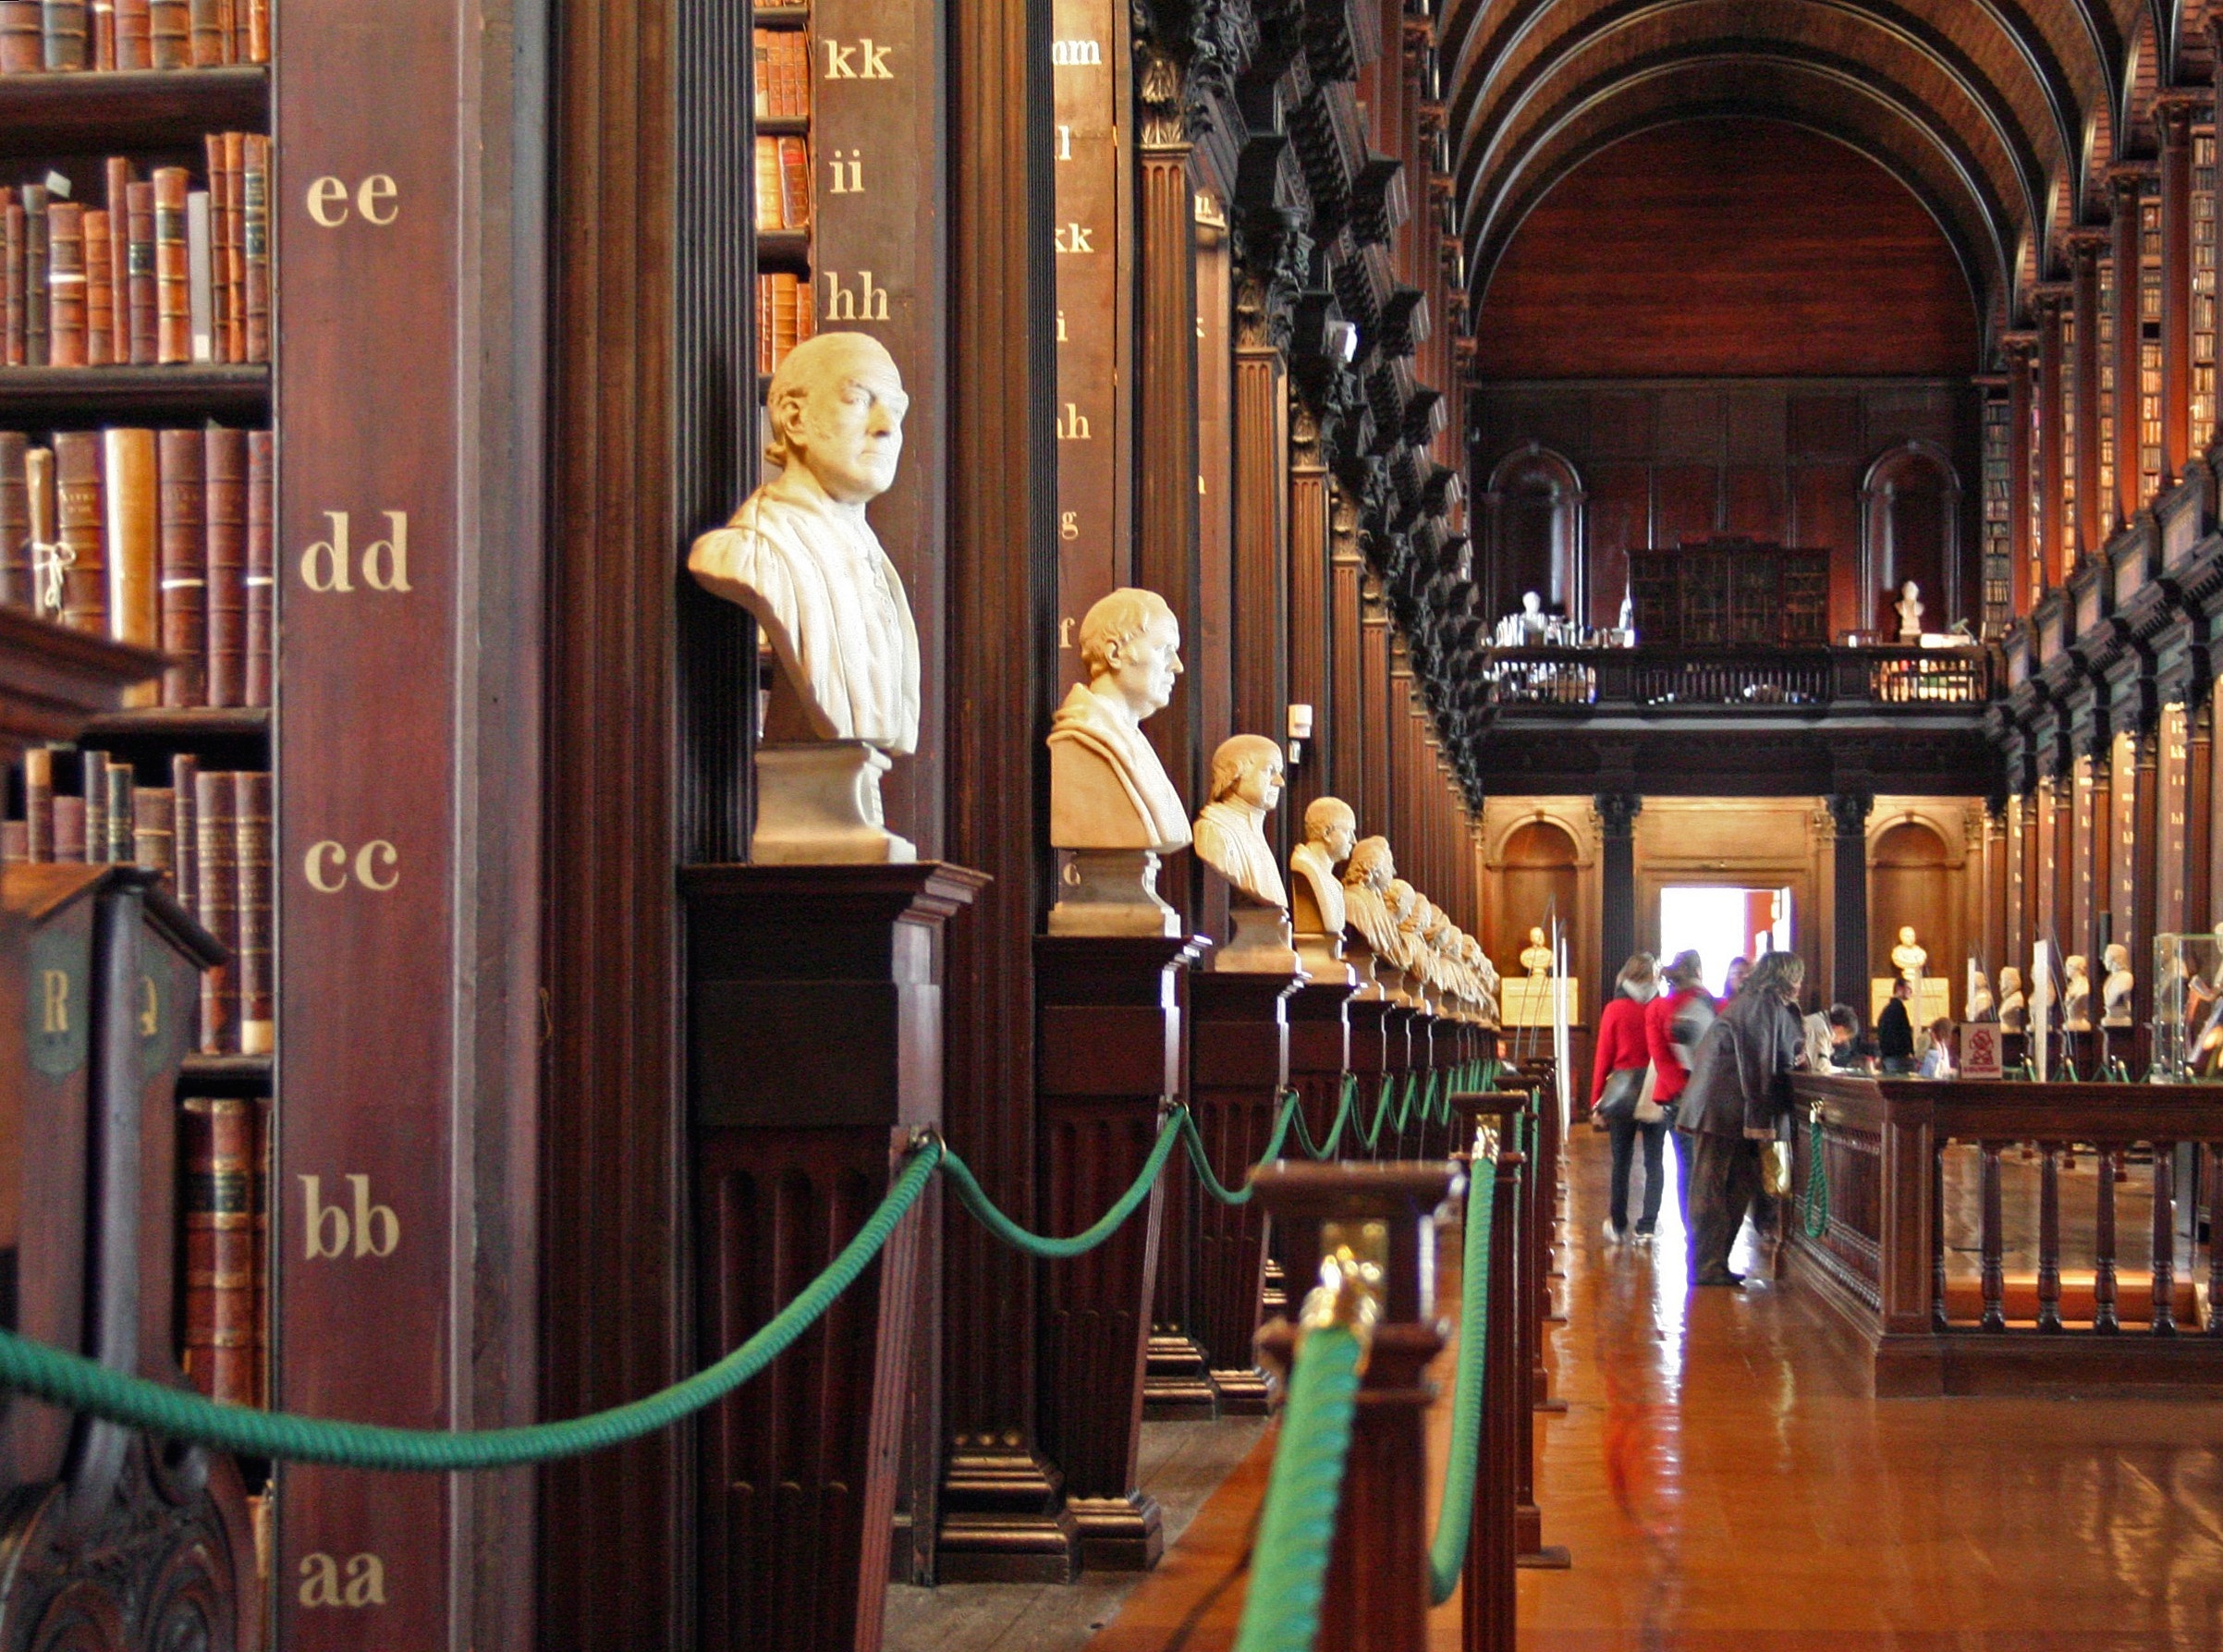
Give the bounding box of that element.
[1479,644,1994,713]
[1252,1162,1460,1652]
[1789,1075,2223,1393]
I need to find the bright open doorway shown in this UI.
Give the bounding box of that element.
[1658,886,1792,998]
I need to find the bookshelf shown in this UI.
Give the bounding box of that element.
[2194,129,2216,452]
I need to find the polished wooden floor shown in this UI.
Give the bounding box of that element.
[1085,1129,2223,1650]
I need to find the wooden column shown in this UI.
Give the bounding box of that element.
[1454,1100,1525,1652]
[1289,409,1332,824]
[1327,490,1366,815]
[2162,700,2194,939]
[1135,44,1202,917]
[1595,794,1639,1013]
[1830,792,1872,1010]
[2194,700,2217,926]
[936,0,1066,1575]
[2005,335,2038,616]
[1360,575,1391,841]
[1386,633,1414,861]
[2005,792,2028,973]
[2163,95,2199,483]
[2134,728,2162,1051]
[1231,280,1289,865]
[2070,232,2107,561]
[2113,167,2149,529]
[1985,803,2009,982]
[2036,288,2070,584]
[2035,775,2058,958]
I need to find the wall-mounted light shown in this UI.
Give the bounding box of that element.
[1325,319,1359,363]
[1287,702,1314,766]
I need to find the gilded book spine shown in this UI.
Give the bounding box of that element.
[102,427,159,708]
[104,759,131,865]
[52,430,106,636]
[23,746,49,863]
[244,428,271,705]
[203,425,245,706]
[180,1096,258,1405]
[0,429,25,609]
[158,426,206,705]
[23,445,51,619]
[40,0,87,69]
[170,750,198,912]
[0,2,40,72]
[113,0,145,65]
[145,0,182,66]
[133,785,173,872]
[152,166,189,366]
[125,180,155,366]
[84,207,112,366]
[45,202,84,368]
[23,185,46,367]
[193,767,237,1054]
[79,747,104,865]
[240,136,268,363]
[234,770,271,1055]
[4,195,23,366]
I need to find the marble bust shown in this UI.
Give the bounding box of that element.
[1466,936,1499,1025]
[2102,942,2135,1028]
[687,330,920,861]
[2062,954,2092,1033]
[1997,964,2027,1033]
[1891,925,1927,985]
[1341,836,1401,996]
[1194,734,1301,973]
[1046,587,1191,935]
[1289,796,1357,979]
[1966,968,1997,1022]
[1896,581,1924,640]
[1520,925,1555,977]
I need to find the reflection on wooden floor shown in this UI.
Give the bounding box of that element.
[1086,1129,2223,1650]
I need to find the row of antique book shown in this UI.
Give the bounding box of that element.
[8,750,272,1054]
[0,425,273,706]
[178,1090,266,1407]
[757,272,816,376]
[751,26,807,121]
[752,135,810,234]
[0,0,269,71]
[3,140,271,369]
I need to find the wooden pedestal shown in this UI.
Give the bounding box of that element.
[1035,936,1203,1571]
[683,863,988,1652]
[1188,970,1299,1413]
[1409,1011,1440,1157]
[1144,962,1215,1425]
[1345,995,1393,1157]
[1287,976,1354,1153]
[1382,1004,1416,1155]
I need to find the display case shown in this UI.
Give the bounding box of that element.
[2150,930,2223,1079]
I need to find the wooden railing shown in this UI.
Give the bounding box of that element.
[1480,644,1994,712]
[1788,1075,2223,1393]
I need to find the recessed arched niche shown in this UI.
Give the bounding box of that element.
[1861,442,1962,633]
[1869,816,1962,1007]
[1482,444,1584,626]
[1492,816,1582,979]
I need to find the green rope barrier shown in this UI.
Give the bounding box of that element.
[1426,1159,1495,1605]
[1802,1112,1829,1241]
[1289,1074,1356,1161]
[939,1112,1187,1259]
[1356,1074,1397,1155]
[1229,1322,1364,1652]
[0,1141,946,1472]
[1179,1092,1300,1206]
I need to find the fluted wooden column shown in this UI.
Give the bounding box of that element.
[1327,488,1365,815]
[2162,96,2198,482]
[1360,574,1391,840]
[2036,288,2069,585]
[1135,45,1202,921]
[2069,233,2106,563]
[1386,633,1415,863]
[2132,729,2160,1043]
[1289,409,1331,824]
[2005,793,2027,971]
[2194,701,2217,926]
[1231,279,1289,854]
[2004,335,2037,617]
[2113,167,2150,528]
[2160,702,2192,939]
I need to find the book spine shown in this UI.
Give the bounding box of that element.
[220,132,245,364]
[24,186,47,368]
[193,768,237,1053]
[88,0,109,67]
[4,199,22,366]
[145,0,180,64]
[158,427,206,705]
[753,29,770,120]
[0,2,41,72]
[240,136,267,363]
[0,430,25,609]
[125,180,155,367]
[52,793,82,862]
[234,770,270,1055]
[80,747,104,864]
[104,157,129,360]
[244,428,270,705]
[203,426,245,705]
[170,750,197,912]
[153,166,189,366]
[23,746,49,862]
[44,202,84,369]
[102,428,159,706]
[251,1096,268,1406]
[133,784,172,871]
[3,821,26,864]
[41,0,87,69]
[112,0,144,65]
[185,189,211,363]
[754,137,782,235]
[182,0,214,62]
[179,1096,258,1404]
[23,445,52,619]
[203,136,229,363]
[53,430,106,636]
[241,0,260,60]
[104,759,131,864]
[83,207,111,366]
[779,136,811,230]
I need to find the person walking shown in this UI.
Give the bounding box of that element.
[1877,978,1915,1073]
[1643,948,1713,1229]
[1591,953,1661,1246]
[1676,950,1805,1287]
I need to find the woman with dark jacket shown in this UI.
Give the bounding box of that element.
[1674,950,1805,1286]
[1591,953,1660,1246]
[1643,949,1712,1227]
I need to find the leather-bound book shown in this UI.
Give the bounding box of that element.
[193,768,238,1053]
[182,0,213,61]
[202,136,228,360]
[53,430,107,635]
[124,179,155,366]
[179,1096,257,1403]
[23,445,52,618]
[23,746,49,862]
[88,0,110,66]
[219,133,245,362]
[233,770,269,1054]
[145,0,181,63]
[241,0,260,59]
[23,184,47,367]
[44,202,85,368]
[778,136,810,229]
[170,750,197,912]
[104,157,129,353]
[754,137,782,235]
[52,793,83,863]
[5,194,24,365]
[40,0,87,68]
[133,784,172,871]
[3,821,26,864]
[103,427,159,705]
[104,760,131,864]
[0,429,25,607]
[152,166,189,365]
[113,0,144,64]
[0,1,41,70]
[204,426,245,705]
[84,207,112,365]
[240,135,267,361]
[244,428,270,705]
[79,747,104,864]
[158,428,205,704]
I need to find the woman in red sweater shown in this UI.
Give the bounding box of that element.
[1591,952,1659,1245]
[1643,949,1714,1232]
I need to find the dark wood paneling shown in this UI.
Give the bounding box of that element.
[1789,392,1864,460]
[1585,462,1650,629]
[1723,465,1788,538]
[1474,120,1979,379]
[1588,390,1653,459]
[1793,462,1864,630]
[1654,464,1718,545]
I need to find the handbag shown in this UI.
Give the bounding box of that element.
[1761,1139,1794,1199]
[1594,1066,1644,1123]
[1633,1061,1665,1124]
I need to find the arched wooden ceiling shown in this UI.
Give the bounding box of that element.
[1443,0,2204,356]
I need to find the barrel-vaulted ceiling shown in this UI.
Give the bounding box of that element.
[1441,0,2215,357]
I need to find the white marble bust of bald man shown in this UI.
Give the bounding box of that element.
[1048,587,1192,851]
[1193,734,1289,906]
[1290,796,1356,941]
[687,331,920,751]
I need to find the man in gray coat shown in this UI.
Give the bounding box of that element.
[1675,951,1806,1286]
